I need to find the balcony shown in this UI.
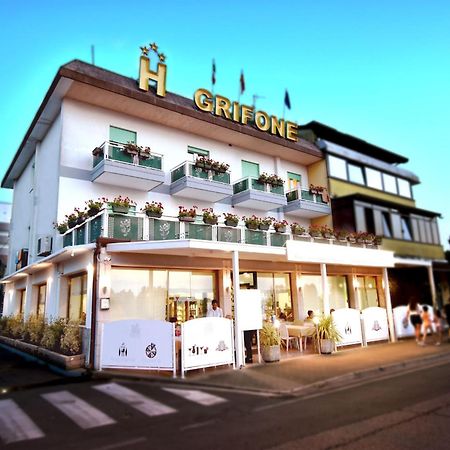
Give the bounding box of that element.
[232,177,287,211]
[283,188,331,218]
[170,161,233,202]
[91,141,164,191]
[60,209,381,251]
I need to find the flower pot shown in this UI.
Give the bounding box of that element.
[67,219,77,229]
[320,339,334,354]
[92,147,104,157]
[225,219,238,227]
[259,224,270,231]
[112,205,130,214]
[146,211,163,218]
[261,345,280,362]
[76,216,85,225]
[274,226,286,233]
[87,207,100,217]
[310,232,322,238]
[179,216,195,222]
[246,223,258,230]
[203,217,218,225]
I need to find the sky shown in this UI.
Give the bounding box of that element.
[0,0,449,250]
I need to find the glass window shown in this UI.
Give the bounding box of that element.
[255,273,292,320]
[18,289,26,315]
[348,163,365,184]
[357,276,379,310]
[328,276,349,312]
[328,155,347,180]
[401,217,412,241]
[382,173,397,194]
[382,212,392,237]
[366,168,383,190]
[241,160,260,178]
[37,284,46,317]
[397,178,411,198]
[299,275,323,317]
[109,126,136,144]
[188,146,210,157]
[68,273,87,324]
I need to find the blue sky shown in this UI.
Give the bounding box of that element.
[1,0,449,249]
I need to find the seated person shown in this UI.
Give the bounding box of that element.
[305,310,314,323]
[279,312,287,321]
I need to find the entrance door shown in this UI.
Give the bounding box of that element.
[356,276,379,309]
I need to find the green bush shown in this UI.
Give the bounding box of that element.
[41,318,67,351]
[26,315,45,345]
[60,320,81,355]
[6,314,25,339]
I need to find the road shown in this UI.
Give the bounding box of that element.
[0,357,449,449]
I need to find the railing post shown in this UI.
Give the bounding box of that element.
[143,215,150,241]
[101,210,108,238]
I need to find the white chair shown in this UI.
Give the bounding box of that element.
[302,323,317,352]
[279,323,299,352]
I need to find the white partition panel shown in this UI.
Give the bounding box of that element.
[101,320,175,375]
[181,317,234,377]
[333,308,363,347]
[393,306,416,338]
[361,307,389,343]
[236,289,263,331]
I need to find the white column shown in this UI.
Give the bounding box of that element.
[320,263,330,315]
[45,265,61,320]
[383,268,396,343]
[23,275,33,319]
[427,265,437,308]
[2,284,14,316]
[232,250,244,368]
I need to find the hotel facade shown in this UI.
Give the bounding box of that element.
[1,51,445,369]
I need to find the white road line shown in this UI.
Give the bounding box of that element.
[95,436,148,450]
[163,387,227,406]
[0,399,45,444]
[42,390,116,429]
[93,382,176,417]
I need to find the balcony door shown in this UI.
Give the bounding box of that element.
[287,171,301,191]
[241,160,259,178]
[109,126,137,164]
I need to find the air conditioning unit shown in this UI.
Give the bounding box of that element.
[15,248,29,270]
[37,236,53,257]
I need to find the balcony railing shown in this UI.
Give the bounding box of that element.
[59,209,379,250]
[170,161,231,184]
[92,141,163,170]
[286,188,328,204]
[233,177,284,195]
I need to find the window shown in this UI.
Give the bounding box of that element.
[287,172,302,190]
[256,273,292,320]
[365,168,383,190]
[241,160,260,178]
[364,208,376,234]
[18,289,26,315]
[401,217,412,241]
[328,155,347,180]
[382,173,397,194]
[36,284,46,317]
[299,275,323,317]
[348,163,365,184]
[356,276,379,309]
[109,126,136,144]
[187,146,210,157]
[397,178,411,198]
[381,212,392,237]
[328,276,349,311]
[68,273,87,324]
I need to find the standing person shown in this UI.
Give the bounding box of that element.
[420,305,433,345]
[444,301,450,342]
[406,298,422,344]
[206,299,223,318]
[433,308,444,345]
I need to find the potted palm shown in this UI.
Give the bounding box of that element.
[142,201,163,218]
[317,315,341,354]
[260,322,281,363]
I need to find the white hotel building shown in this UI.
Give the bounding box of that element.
[1,57,396,368]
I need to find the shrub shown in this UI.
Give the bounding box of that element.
[27,315,45,345]
[60,320,82,355]
[41,318,67,351]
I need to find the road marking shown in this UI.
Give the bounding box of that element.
[163,388,227,406]
[0,399,45,444]
[180,419,216,431]
[42,390,116,429]
[95,437,148,450]
[93,382,176,417]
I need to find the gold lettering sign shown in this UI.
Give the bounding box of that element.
[139,55,167,97]
[193,89,298,142]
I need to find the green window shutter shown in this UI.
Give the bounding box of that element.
[188,146,210,157]
[109,126,137,144]
[287,172,302,182]
[242,160,259,178]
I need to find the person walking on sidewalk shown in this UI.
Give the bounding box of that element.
[406,297,422,344]
[420,305,434,345]
[433,308,444,345]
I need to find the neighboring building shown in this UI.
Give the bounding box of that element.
[0,56,395,368]
[0,202,11,314]
[299,121,449,308]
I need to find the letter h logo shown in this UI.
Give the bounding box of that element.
[139,55,167,97]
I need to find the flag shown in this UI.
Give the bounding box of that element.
[284,89,291,110]
[240,70,245,94]
[212,59,216,85]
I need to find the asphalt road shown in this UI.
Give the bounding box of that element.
[1,360,449,449]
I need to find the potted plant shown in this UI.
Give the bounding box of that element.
[309,184,325,195]
[308,224,322,238]
[92,146,104,157]
[317,315,341,354]
[347,232,357,243]
[260,322,281,363]
[85,198,106,217]
[218,162,230,173]
[65,213,78,229]
[202,208,219,225]
[267,174,284,187]
[139,146,152,159]
[259,217,274,231]
[290,223,306,235]
[54,221,68,235]
[223,212,239,227]
[273,219,288,233]
[123,142,140,155]
[243,215,261,230]
[178,205,197,222]
[321,225,335,239]
[195,156,214,170]
[335,229,350,241]
[142,201,164,218]
[109,196,136,214]
[257,172,270,184]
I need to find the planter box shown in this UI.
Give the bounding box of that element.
[225,219,239,227]
[146,211,163,218]
[111,205,130,214]
[320,339,334,354]
[87,207,101,217]
[37,348,85,370]
[203,218,218,225]
[179,216,195,222]
[259,224,270,231]
[15,339,40,355]
[274,227,286,233]
[246,223,259,230]
[261,345,280,362]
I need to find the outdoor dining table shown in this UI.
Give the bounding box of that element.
[286,323,319,353]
